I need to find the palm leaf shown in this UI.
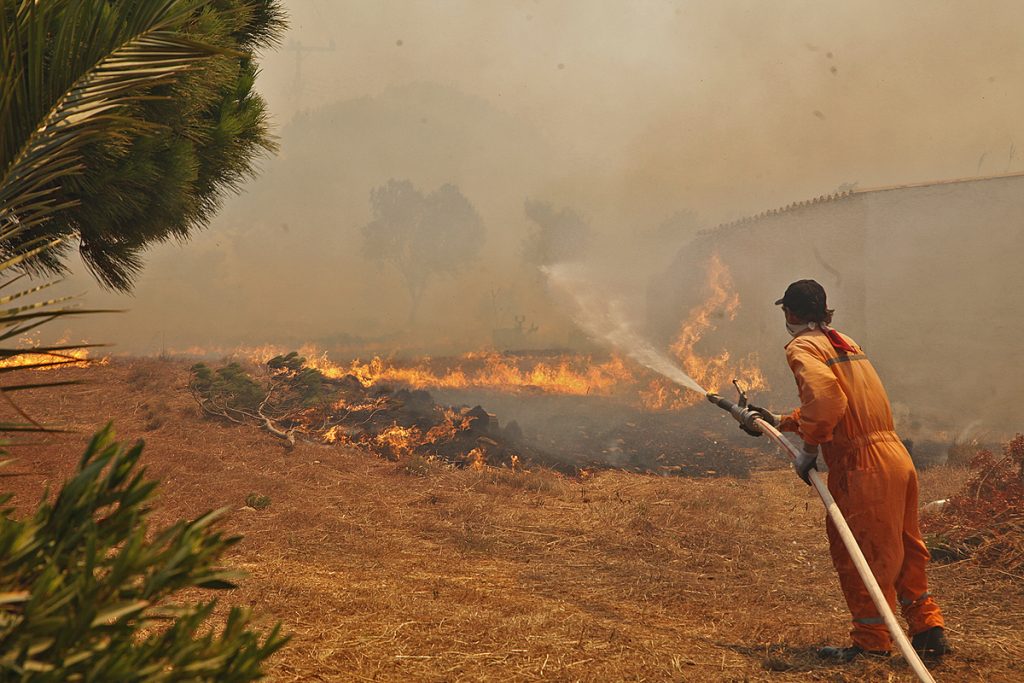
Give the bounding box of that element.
[0,0,231,241]
[0,379,84,392]
[0,243,118,434]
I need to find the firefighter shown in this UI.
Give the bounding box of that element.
[756,279,949,662]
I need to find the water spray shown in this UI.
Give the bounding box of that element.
[706,382,937,683]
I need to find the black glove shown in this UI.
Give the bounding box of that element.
[795,446,818,485]
[747,403,779,427]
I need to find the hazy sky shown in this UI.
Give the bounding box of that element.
[258,0,1024,218]
[48,0,1024,353]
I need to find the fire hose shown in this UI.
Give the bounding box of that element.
[707,385,937,683]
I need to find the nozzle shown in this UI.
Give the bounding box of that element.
[705,390,763,436]
[706,392,734,411]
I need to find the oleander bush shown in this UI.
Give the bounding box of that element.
[0,426,287,681]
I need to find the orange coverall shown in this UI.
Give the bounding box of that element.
[778,328,944,651]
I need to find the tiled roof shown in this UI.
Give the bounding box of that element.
[700,171,1024,236]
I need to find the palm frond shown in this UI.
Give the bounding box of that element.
[0,379,84,393]
[0,0,230,240]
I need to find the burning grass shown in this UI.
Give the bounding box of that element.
[168,273,784,475]
[0,345,105,371]
[237,349,669,408]
[186,351,778,479]
[176,251,770,415]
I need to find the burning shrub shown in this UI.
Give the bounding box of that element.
[266,353,336,409]
[189,354,536,470]
[924,435,1024,571]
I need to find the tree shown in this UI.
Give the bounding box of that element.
[522,199,592,267]
[0,0,286,290]
[0,2,287,676]
[0,0,251,388]
[362,179,485,324]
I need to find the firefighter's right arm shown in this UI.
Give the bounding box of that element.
[784,340,848,446]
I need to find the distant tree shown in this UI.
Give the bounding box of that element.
[0,0,286,290]
[522,200,592,266]
[362,180,485,324]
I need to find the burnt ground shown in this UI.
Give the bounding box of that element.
[430,389,782,478]
[2,357,1022,682]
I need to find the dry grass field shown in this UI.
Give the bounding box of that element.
[3,358,1021,682]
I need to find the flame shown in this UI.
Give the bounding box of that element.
[174,255,777,479]
[643,252,766,409]
[423,407,474,444]
[323,425,342,443]
[373,423,421,458]
[466,447,486,471]
[330,396,387,413]
[314,253,763,409]
[178,254,772,472]
[179,253,765,416]
[0,346,105,371]
[321,405,478,462]
[637,379,673,411]
[280,351,635,398]
[205,337,761,416]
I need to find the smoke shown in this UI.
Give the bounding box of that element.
[34,0,1024,381]
[541,262,705,395]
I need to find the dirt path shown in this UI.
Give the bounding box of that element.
[4,359,1020,681]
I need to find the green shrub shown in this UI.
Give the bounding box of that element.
[190,363,266,417]
[192,357,342,431]
[0,425,286,680]
[244,493,271,510]
[266,354,336,409]
[265,353,305,374]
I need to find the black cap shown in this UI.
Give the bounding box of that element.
[775,279,829,321]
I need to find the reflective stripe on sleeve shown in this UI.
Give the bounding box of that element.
[825,353,867,367]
